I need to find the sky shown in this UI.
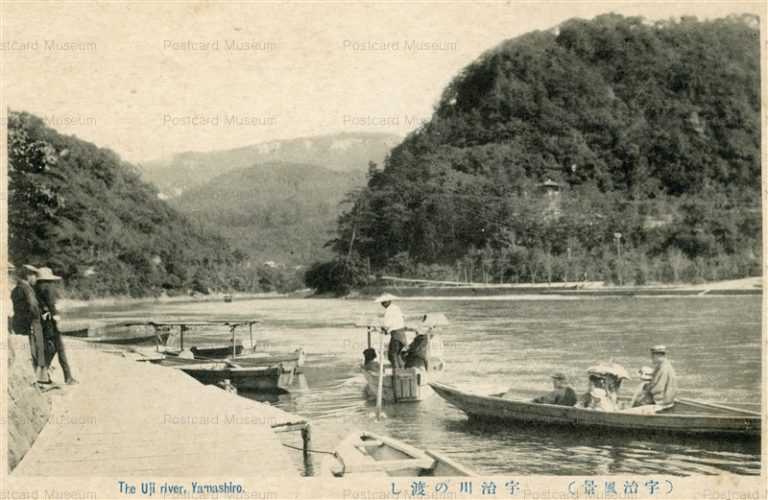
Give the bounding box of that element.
[1,1,763,164]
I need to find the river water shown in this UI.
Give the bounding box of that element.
[71,295,762,475]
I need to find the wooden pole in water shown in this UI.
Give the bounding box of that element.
[249,322,254,352]
[376,328,384,420]
[231,325,237,358]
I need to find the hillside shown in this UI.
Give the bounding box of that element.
[314,14,761,293]
[8,111,278,297]
[141,132,399,197]
[173,162,367,265]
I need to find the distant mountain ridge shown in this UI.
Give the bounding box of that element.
[141,132,399,197]
[172,161,366,265]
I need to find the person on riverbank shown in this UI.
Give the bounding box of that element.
[10,265,50,384]
[34,267,77,385]
[531,372,577,406]
[630,366,655,407]
[642,345,678,405]
[375,294,406,368]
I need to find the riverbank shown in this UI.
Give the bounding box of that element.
[357,276,762,299]
[9,337,308,477]
[58,291,287,313]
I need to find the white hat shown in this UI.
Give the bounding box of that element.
[374,293,397,303]
[35,267,62,281]
[638,366,654,381]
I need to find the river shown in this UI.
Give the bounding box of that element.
[70,295,762,475]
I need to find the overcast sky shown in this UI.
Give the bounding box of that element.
[1,2,762,164]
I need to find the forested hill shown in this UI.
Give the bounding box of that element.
[315,14,761,292]
[8,111,247,297]
[141,132,399,198]
[173,162,366,266]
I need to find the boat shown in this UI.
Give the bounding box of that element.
[70,322,172,345]
[170,360,295,392]
[429,382,761,438]
[361,313,448,404]
[82,332,170,345]
[190,342,244,358]
[319,431,476,477]
[140,320,304,392]
[363,366,433,403]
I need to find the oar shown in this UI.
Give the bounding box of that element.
[677,397,761,416]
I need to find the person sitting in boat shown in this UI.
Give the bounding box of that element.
[375,294,407,368]
[576,387,616,411]
[585,363,629,407]
[630,366,656,407]
[362,347,380,371]
[641,345,678,406]
[403,332,429,369]
[531,372,577,406]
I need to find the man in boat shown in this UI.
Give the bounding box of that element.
[375,294,406,368]
[531,372,577,406]
[10,265,50,385]
[34,267,77,385]
[630,366,655,407]
[642,345,678,405]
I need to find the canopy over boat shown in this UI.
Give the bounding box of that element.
[430,382,760,438]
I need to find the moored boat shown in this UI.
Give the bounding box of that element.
[171,361,294,392]
[430,382,761,438]
[319,431,476,477]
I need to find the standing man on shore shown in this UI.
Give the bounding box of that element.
[10,265,50,384]
[35,267,77,385]
[375,294,406,368]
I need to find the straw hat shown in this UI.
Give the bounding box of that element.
[638,366,654,381]
[550,372,568,382]
[650,345,667,354]
[373,293,397,303]
[35,267,62,281]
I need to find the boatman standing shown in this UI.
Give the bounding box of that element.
[375,294,406,368]
[643,345,678,405]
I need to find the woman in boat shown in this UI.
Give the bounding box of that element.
[576,387,615,411]
[630,366,655,407]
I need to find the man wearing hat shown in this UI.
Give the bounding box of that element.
[374,294,407,368]
[10,265,50,383]
[530,372,577,406]
[630,366,655,407]
[34,267,77,385]
[643,345,678,405]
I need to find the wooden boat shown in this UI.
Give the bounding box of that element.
[190,342,244,358]
[363,366,434,403]
[360,313,448,404]
[142,320,304,392]
[153,348,305,372]
[82,332,170,345]
[171,361,294,392]
[430,382,761,438]
[60,321,171,345]
[319,431,476,477]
